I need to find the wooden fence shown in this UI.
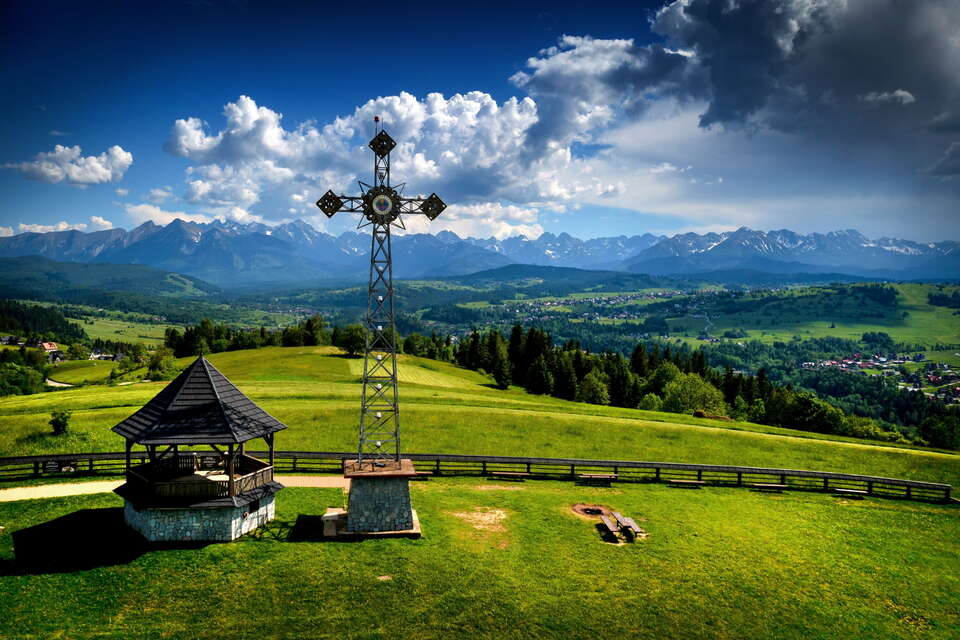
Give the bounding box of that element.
[0,450,952,503]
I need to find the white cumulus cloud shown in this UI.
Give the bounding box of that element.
[859,89,916,106]
[89,216,114,230]
[115,187,129,197]
[3,144,132,185]
[123,203,212,226]
[17,220,88,233]
[147,186,173,203]
[0,226,12,237]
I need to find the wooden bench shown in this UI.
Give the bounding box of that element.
[611,511,641,538]
[750,483,788,493]
[668,479,705,489]
[578,473,616,487]
[834,488,868,500]
[490,471,530,482]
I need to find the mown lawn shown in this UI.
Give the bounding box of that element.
[1,347,957,487]
[0,482,957,639]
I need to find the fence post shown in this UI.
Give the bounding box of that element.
[697,469,703,481]
[737,471,742,486]
[823,478,829,491]
[526,462,531,473]
[570,464,576,478]
[655,467,661,482]
[905,486,911,500]
[482,461,487,476]
[435,459,441,475]
[779,473,786,485]
[33,461,40,476]
[866,481,873,495]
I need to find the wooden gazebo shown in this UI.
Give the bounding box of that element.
[112,356,286,541]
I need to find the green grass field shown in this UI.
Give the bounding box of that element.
[0,483,957,639]
[1,345,958,638]
[1,346,957,486]
[76,317,174,345]
[48,360,120,385]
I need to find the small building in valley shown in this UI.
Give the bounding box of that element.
[112,356,286,542]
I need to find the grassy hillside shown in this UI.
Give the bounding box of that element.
[48,360,119,385]
[2,346,958,639]
[0,484,957,639]
[669,283,960,347]
[1,346,957,486]
[0,256,218,298]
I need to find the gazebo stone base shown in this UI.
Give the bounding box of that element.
[123,494,275,542]
[345,475,415,533]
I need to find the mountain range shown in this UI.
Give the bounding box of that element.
[0,219,956,286]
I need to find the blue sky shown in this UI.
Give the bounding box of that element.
[2,0,958,242]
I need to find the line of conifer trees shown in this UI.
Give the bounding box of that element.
[448,324,921,446]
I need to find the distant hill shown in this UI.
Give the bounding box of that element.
[0,256,219,298]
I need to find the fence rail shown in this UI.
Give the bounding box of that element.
[0,450,952,503]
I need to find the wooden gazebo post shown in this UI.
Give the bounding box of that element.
[227,443,236,497]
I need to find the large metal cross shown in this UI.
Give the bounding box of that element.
[316,122,446,466]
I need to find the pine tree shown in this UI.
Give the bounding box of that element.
[553,352,578,400]
[630,343,649,377]
[491,339,511,390]
[525,354,554,395]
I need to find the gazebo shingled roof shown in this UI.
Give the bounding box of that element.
[112,356,286,445]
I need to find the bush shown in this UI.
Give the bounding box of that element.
[662,373,726,415]
[576,371,609,405]
[147,347,179,380]
[49,410,70,435]
[637,393,662,411]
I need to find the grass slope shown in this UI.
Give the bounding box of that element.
[48,360,119,385]
[1,346,957,486]
[0,484,957,639]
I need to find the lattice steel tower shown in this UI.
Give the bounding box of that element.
[316,120,446,468]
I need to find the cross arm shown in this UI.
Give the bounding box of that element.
[317,190,446,220]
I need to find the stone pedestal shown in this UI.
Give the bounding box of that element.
[344,459,418,534]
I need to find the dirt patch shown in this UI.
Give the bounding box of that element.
[570,503,613,520]
[377,575,392,581]
[450,507,508,532]
[475,484,526,491]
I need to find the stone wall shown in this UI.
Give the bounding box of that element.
[346,476,413,532]
[124,495,275,542]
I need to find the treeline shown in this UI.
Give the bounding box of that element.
[796,368,958,448]
[928,290,960,309]
[0,299,87,343]
[0,346,49,396]
[452,325,921,446]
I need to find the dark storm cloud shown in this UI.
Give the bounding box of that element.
[511,36,704,156]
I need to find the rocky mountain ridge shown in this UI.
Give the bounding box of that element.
[0,219,955,285]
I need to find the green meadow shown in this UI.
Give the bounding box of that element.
[668,284,960,347]
[2,346,958,486]
[47,360,120,385]
[0,483,957,639]
[0,345,958,639]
